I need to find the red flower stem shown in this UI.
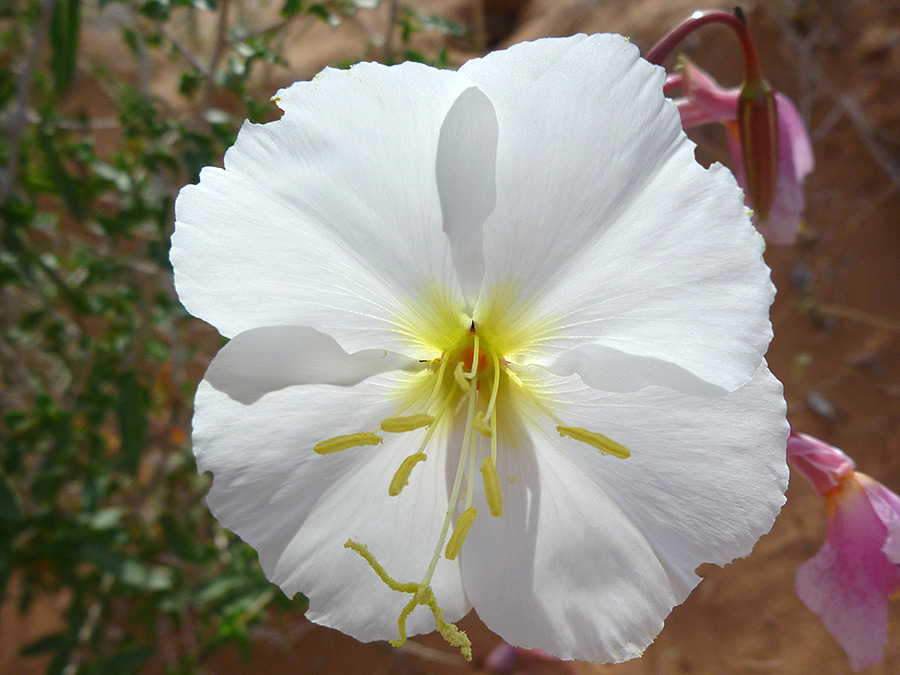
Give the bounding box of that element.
[645,9,765,86]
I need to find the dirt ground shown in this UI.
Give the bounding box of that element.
[7,0,900,673]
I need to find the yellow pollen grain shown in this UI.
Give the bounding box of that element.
[381,414,434,433]
[481,457,503,517]
[314,432,382,455]
[557,426,631,459]
[444,507,478,560]
[388,453,428,496]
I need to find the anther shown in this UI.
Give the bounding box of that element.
[389,453,427,496]
[381,414,434,433]
[453,361,470,391]
[444,507,478,560]
[557,426,630,459]
[314,432,382,455]
[473,412,492,437]
[480,457,503,517]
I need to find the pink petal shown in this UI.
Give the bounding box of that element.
[678,61,814,245]
[786,430,856,495]
[679,60,739,122]
[859,473,900,564]
[795,476,900,671]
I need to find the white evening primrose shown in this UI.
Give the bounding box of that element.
[171,34,788,663]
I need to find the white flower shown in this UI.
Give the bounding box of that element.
[171,34,788,663]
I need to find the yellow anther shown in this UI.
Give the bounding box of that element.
[557,426,631,459]
[314,432,382,455]
[380,414,434,433]
[480,457,503,517]
[444,507,478,560]
[453,361,470,391]
[473,411,492,437]
[389,453,427,496]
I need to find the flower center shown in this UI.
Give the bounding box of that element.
[312,321,630,659]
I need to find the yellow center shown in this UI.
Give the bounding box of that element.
[313,306,630,659]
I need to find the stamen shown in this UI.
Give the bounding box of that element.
[420,382,478,587]
[557,426,631,459]
[453,361,470,392]
[480,457,503,517]
[423,355,450,409]
[490,410,498,464]
[381,414,434,433]
[314,432,382,455]
[473,412,492,437]
[483,350,502,421]
[467,334,480,379]
[389,453,427,496]
[444,507,478,560]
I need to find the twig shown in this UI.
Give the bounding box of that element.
[1,0,56,207]
[398,639,465,666]
[200,0,231,116]
[158,22,211,76]
[816,303,900,334]
[24,109,119,130]
[384,0,399,64]
[834,93,900,190]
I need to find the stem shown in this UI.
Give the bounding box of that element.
[384,0,399,64]
[1,0,56,207]
[646,9,765,86]
[816,304,900,335]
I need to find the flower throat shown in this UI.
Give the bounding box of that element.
[313,322,630,659]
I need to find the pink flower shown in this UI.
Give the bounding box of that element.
[787,430,900,671]
[669,61,815,245]
[484,643,575,674]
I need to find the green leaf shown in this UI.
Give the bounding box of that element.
[88,646,155,674]
[0,474,20,521]
[37,127,86,220]
[49,0,81,94]
[20,632,68,657]
[80,544,174,591]
[116,372,146,474]
[281,0,303,17]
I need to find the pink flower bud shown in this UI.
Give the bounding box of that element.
[673,61,814,244]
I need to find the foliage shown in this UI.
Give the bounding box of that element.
[0,1,465,671]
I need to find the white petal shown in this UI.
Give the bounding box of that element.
[436,86,498,308]
[461,443,675,662]
[204,325,420,404]
[460,363,788,661]
[172,61,474,350]
[193,374,471,642]
[463,35,773,393]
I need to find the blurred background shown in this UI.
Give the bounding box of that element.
[1,1,898,673]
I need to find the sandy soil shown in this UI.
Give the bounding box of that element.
[6,0,900,673]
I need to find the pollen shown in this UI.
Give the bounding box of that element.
[444,507,478,560]
[314,432,383,455]
[389,453,427,496]
[481,457,503,517]
[381,414,434,433]
[557,425,631,459]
